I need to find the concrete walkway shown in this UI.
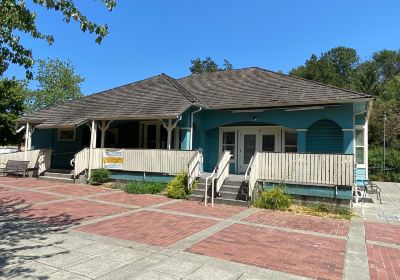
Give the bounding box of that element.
[1,177,400,280]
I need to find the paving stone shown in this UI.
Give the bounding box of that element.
[130,270,181,279]
[54,236,97,250]
[150,257,203,277]
[46,270,92,280]
[75,210,217,247]
[243,209,350,236]
[0,261,59,279]
[104,247,153,263]
[158,200,246,219]
[94,192,170,207]
[367,243,400,279]
[365,220,400,245]
[37,250,94,269]
[187,223,346,280]
[66,256,127,278]
[185,264,242,280]
[75,241,123,256]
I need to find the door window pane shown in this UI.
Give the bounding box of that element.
[244,134,256,164]
[356,147,364,164]
[222,131,235,159]
[285,131,297,152]
[262,135,275,152]
[356,129,364,146]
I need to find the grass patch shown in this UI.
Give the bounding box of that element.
[287,203,353,220]
[112,181,167,194]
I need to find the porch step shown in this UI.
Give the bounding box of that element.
[38,176,74,183]
[39,170,74,183]
[189,178,249,207]
[43,172,73,179]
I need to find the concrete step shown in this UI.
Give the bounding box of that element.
[48,169,73,174]
[38,176,74,184]
[43,172,73,179]
[198,178,242,187]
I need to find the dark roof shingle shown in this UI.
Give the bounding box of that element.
[21,67,371,127]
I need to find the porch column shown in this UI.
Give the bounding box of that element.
[88,120,97,180]
[296,129,307,153]
[342,129,354,154]
[98,120,113,148]
[161,119,179,150]
[24,123,31,160]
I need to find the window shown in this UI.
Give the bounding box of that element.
[284,131,297,152]
[262,135,275,152]
[222,131,236,160]
[356,128,365,164]
[58,128,75,141]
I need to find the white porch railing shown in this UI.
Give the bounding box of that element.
[205,150,232,207]
[0,149,52,175]
[246,152,355,199]
[187,150,203,189]
[72,148,90,178]
[73,148,197,178]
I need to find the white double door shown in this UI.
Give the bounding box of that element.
[238,127,281,173]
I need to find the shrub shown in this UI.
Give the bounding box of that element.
[123,181,166,194]
[89,169,111,185]
[166,172,190,199]
[253,185,291,210]
[369,146,400,170]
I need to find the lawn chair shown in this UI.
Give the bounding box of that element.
[362,180,382,204]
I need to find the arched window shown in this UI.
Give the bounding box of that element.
[306,120,343,153]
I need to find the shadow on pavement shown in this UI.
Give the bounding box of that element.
[0,196,83,279]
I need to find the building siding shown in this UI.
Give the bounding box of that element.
[306,120,344,153]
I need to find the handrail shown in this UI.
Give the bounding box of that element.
[205,150,232,207]
[244,155,255,182]
[187,150,202,189]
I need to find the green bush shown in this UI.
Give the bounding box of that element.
[369,146,400,170]
[253,185,291,210]
[89,169,111,185]
[123,181,166,194]
[370,172,400,182]
[166,172,190,199]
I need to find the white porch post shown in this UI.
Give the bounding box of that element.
[98,120,113,148]
[24,123,30,160]
[88,120,97,180]
[161,119,178,150]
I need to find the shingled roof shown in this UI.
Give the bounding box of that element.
[20,67,371,128]
[178,67,371,109]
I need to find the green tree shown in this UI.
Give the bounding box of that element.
[0,0,116,79]
[189,57,233,74]
[0,78,28,145]
[289,47,359,89]
[27,58,84,112]
[372,49,400,82]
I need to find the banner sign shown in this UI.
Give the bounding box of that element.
[103,149,124,170]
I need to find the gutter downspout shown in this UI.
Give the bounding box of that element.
[190,107,202,150]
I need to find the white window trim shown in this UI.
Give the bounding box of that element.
[355,124,367,168]
[58,128,75,141]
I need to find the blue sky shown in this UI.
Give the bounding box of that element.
[6,0,400,95]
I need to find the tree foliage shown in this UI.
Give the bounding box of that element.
[0,78,28,145]
[27,58,84,112]
[189,57,233,74]
[289,47,400,149]
[0,0,116,79]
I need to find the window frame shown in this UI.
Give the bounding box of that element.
[57,128,76,142]
[355,125,367,167]
[219,128,237,163]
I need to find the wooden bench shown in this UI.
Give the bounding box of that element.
[0,160,30,177]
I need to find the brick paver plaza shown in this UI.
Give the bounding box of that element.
[1,177,400,279]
